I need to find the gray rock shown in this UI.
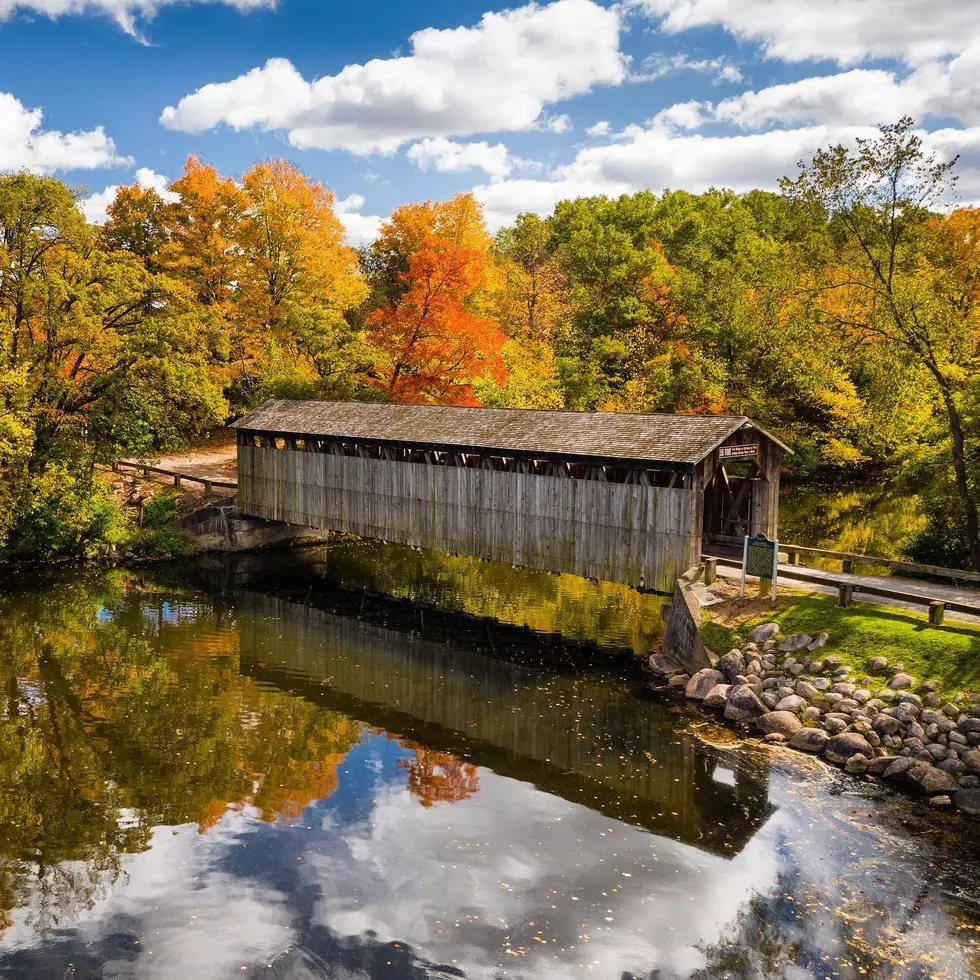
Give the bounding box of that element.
[761,692,780,710]
[811,677,831,691]
[907,722,926,742]
[883,757,916,780]
[864,730,882,747]
[725,685,769,723]
[703,684,732,708]
[686,668,726,700]
[824,732,874,766]
[746,660,762,676]
[775,685,795,700]
[823,716,849,735]
[788,663,806,676]
[762,732,787,744]
[906,764,960,796]
[955,789,980,815]
[807,632,829,650]
[667,674,690,690]
[733,674,750,686]
[789,728,830,753]
[896,692,923,707]
[889,673,914,690]
[889,663,906,674]
[876,688,897,702]
[796,680,819,699]
[845,754,869,774]
[717,650,746,684]
[757,710,803,737]
[930,795,953,807]
[775,695,807,713]
[824,655,843,668]
[823,692,844,705]
[962,750,980,773]
[747,622,780,644]
[761,677,778,690]
[831,682,856,696]
[803,706,823,723]
[868,656,889,672]
[917,680,941,693]
[853,689,871,704]
[938,759,967,777]
[867,756,895,776]
[959,775,980,789]
[959,718,980,734]
[949,731,968,745]
[835,699,860,713]
[926,743,949,761]
[778,633,813,652]
[903,737,925,753]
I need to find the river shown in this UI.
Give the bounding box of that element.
[0,545,978,979]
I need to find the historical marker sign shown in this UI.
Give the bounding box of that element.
[740,533,778,600]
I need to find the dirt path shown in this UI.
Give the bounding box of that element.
[122,431,238,484]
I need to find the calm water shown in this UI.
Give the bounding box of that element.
[1,545,980,979]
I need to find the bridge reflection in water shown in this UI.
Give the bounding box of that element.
[230,559,775,859]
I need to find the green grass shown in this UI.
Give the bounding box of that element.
[705,595,980,697]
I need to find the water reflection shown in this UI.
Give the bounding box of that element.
[0,558,977,979]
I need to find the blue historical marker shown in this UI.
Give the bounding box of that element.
[740,533,779,600]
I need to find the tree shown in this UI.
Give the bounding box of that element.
[782,117,980,569]
[235,160,369,397]
[366,235,507,404]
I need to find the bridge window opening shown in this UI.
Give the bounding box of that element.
[273,437,286,450]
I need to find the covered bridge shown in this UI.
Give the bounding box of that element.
[233,400,790,593]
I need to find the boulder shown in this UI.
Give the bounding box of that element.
[830,682,856,696]
[686,669,726,700]
[747,622,780,644]
[725,686,769,723]
[824,732,874,766]
[889,673,914,690]
[760,692,779,710]
[763,733,787,744]
[883,757,916,780]
[845,755,869,775]
[954,789,980,816]
[823,716,848,735]
[866,757,895,777]
[778,633,813,652]
[667,674,689,690]
[905,763,960,796]
[796,680,819,699]
[803,706,823,723]
[959,718,980,734]
[807,633,829,650]
[962,750,980,773]
[703,684,732,708]
[775,695,807,713]
[717,650,746,684]
[789,728,829,753]
[868,656,889,672]
[757,711,803,737]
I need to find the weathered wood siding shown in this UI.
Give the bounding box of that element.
[238,444,697,592]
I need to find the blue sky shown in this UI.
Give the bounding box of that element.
[2,0,979,244]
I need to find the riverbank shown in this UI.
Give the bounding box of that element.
[655,604,980,817]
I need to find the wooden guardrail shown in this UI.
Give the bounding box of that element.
[704,532,980,585]
[703,553,979,626]
[112,459,237,496]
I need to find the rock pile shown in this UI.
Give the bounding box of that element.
[656,622,980,817]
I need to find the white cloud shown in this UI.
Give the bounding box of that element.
[0,0,272,40]
[541,112,572,134]
[633,0,980,67]
[0,91,129,174]
[80,167,177,224]
[586,120,611,137]
[639,52,743,83]
[335,192,383,247]
[474,121,980,229]
[407,137,516,178]
[160,0,626,154]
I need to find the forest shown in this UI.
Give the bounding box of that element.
[1,118,978,568]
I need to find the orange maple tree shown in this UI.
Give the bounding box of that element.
[366,233,507,404]
[398,742,480,808]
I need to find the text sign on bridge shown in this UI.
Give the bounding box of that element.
[740,533,778,600]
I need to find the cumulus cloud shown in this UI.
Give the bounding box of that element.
[0,91,129,175]
[0,0,272,40]
[335,192,383,248]
[633,0,980,67]
[639,52,743,83]
[407,138,514,178]
[80,167,177,224]
[586,120,611,137]
[160,0,626,154]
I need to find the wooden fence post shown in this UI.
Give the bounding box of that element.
[842,559,854,574]
[837,583,853,608]
[203,480,213,498]
[173,474,182,488]
[704,557,717,586]
[928,600,945,626]
[786,548,799,566]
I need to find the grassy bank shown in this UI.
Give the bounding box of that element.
[703,593,980,697]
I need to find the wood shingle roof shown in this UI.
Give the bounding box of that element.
[233,399,789,464]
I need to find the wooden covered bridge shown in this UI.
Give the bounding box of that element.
[233,400,790,594]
